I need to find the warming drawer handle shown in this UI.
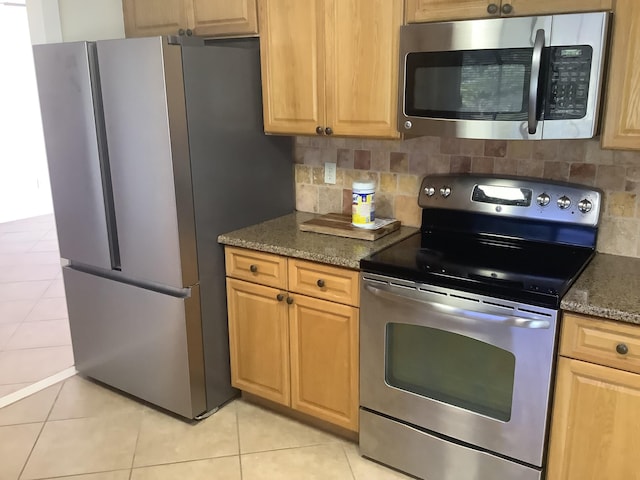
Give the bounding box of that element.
[363,283,551,330]
[528,29,545,135]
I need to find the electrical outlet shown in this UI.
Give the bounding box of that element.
[324,162,337,184]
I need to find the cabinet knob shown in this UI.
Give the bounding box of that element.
[316,126,324,135]
[317,279,325,288]
[325,127,333,136]
[286,296,294,305]
[276,293,285,302]
[501,3,513,14]
[178,28,186,35]
[487,3,499,14]
[186,29,193,36]
[249,264,258,273]
[616,343,629,355]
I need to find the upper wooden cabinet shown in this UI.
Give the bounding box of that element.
[406,0,612,23]
[259,0,402,139]
[123,0,258,38]
[601,0,640,150]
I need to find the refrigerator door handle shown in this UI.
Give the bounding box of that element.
[87,43,121,270]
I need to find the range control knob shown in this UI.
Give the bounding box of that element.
[536,193,551,207]
[440,186,452,198]
[578,199,593,213]
[557,196,572,210]
[424,186,436,197]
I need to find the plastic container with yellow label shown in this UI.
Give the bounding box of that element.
[352,181,376,228]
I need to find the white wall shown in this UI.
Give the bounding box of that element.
[0,3,53,222]
[26,0,62,45]
[58,0,125,41]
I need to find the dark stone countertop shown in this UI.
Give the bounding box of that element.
[217,211,419,270]
[561,253,640,325]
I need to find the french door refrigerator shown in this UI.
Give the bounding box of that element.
[33,36,294,419]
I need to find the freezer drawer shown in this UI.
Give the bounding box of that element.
[63,267,206,418]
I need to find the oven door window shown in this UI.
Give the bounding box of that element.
[385,323,515,422]
[405,49,537,121]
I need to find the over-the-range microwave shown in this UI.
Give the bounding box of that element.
[398,11,611,140]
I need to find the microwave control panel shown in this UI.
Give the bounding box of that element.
[545,45,593,120]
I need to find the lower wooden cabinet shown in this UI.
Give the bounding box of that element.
[225,247,360,432]
[289,294,359,430]
[547,313,640,479]
[226,278,290,405]
[547,357,640,480]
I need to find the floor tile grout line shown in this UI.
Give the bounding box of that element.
[341,443,358,480]
[235,402,243,480]
[16,374,65,480]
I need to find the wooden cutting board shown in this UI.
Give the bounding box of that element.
[299,213,401,241]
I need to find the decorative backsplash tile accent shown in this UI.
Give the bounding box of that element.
[294,136,640,258]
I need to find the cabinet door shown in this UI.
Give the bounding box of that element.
[289,294,359,431]
[226,278,290,405]
[258,0,325,135]
[506,0,612,17]
[122,0,189,37]
[324,0,402,138]
[405,0,495,23]
[191,0,258,37]
[547,357,640,480]
[601,0,640,150]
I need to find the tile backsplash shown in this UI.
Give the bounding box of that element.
[294,136,640,258]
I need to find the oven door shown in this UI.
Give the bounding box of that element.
[360,273,558,468]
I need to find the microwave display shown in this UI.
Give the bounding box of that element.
[405,49,532,121]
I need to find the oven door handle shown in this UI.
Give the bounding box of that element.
[528,28,545,135]
[364,283,551,329]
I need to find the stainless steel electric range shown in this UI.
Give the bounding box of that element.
[359,174,601,480]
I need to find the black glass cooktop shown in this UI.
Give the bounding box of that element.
[360,232,594,308]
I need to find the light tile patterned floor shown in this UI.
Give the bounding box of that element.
[0,214,73,396]
[0,215,411,479]
[0,376,411,480]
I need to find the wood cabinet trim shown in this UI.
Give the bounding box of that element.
[405,0,613,24]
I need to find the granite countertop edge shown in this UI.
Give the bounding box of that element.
[218,212,420,271]
[560,252,640,325]
[559,301,640,325]
[217,235,363,269]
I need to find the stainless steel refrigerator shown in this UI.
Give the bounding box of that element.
[33,36,294,419]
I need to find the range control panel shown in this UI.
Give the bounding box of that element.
[419,174,602,227]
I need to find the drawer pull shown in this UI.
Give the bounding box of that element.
[286,297,294,305]
[616,343,629,355]
[276,293,285,302]
[317,279,325,288]
[249,264,258,273]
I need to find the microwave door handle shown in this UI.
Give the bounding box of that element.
[364,283,550,329]
[528,29,546,135]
